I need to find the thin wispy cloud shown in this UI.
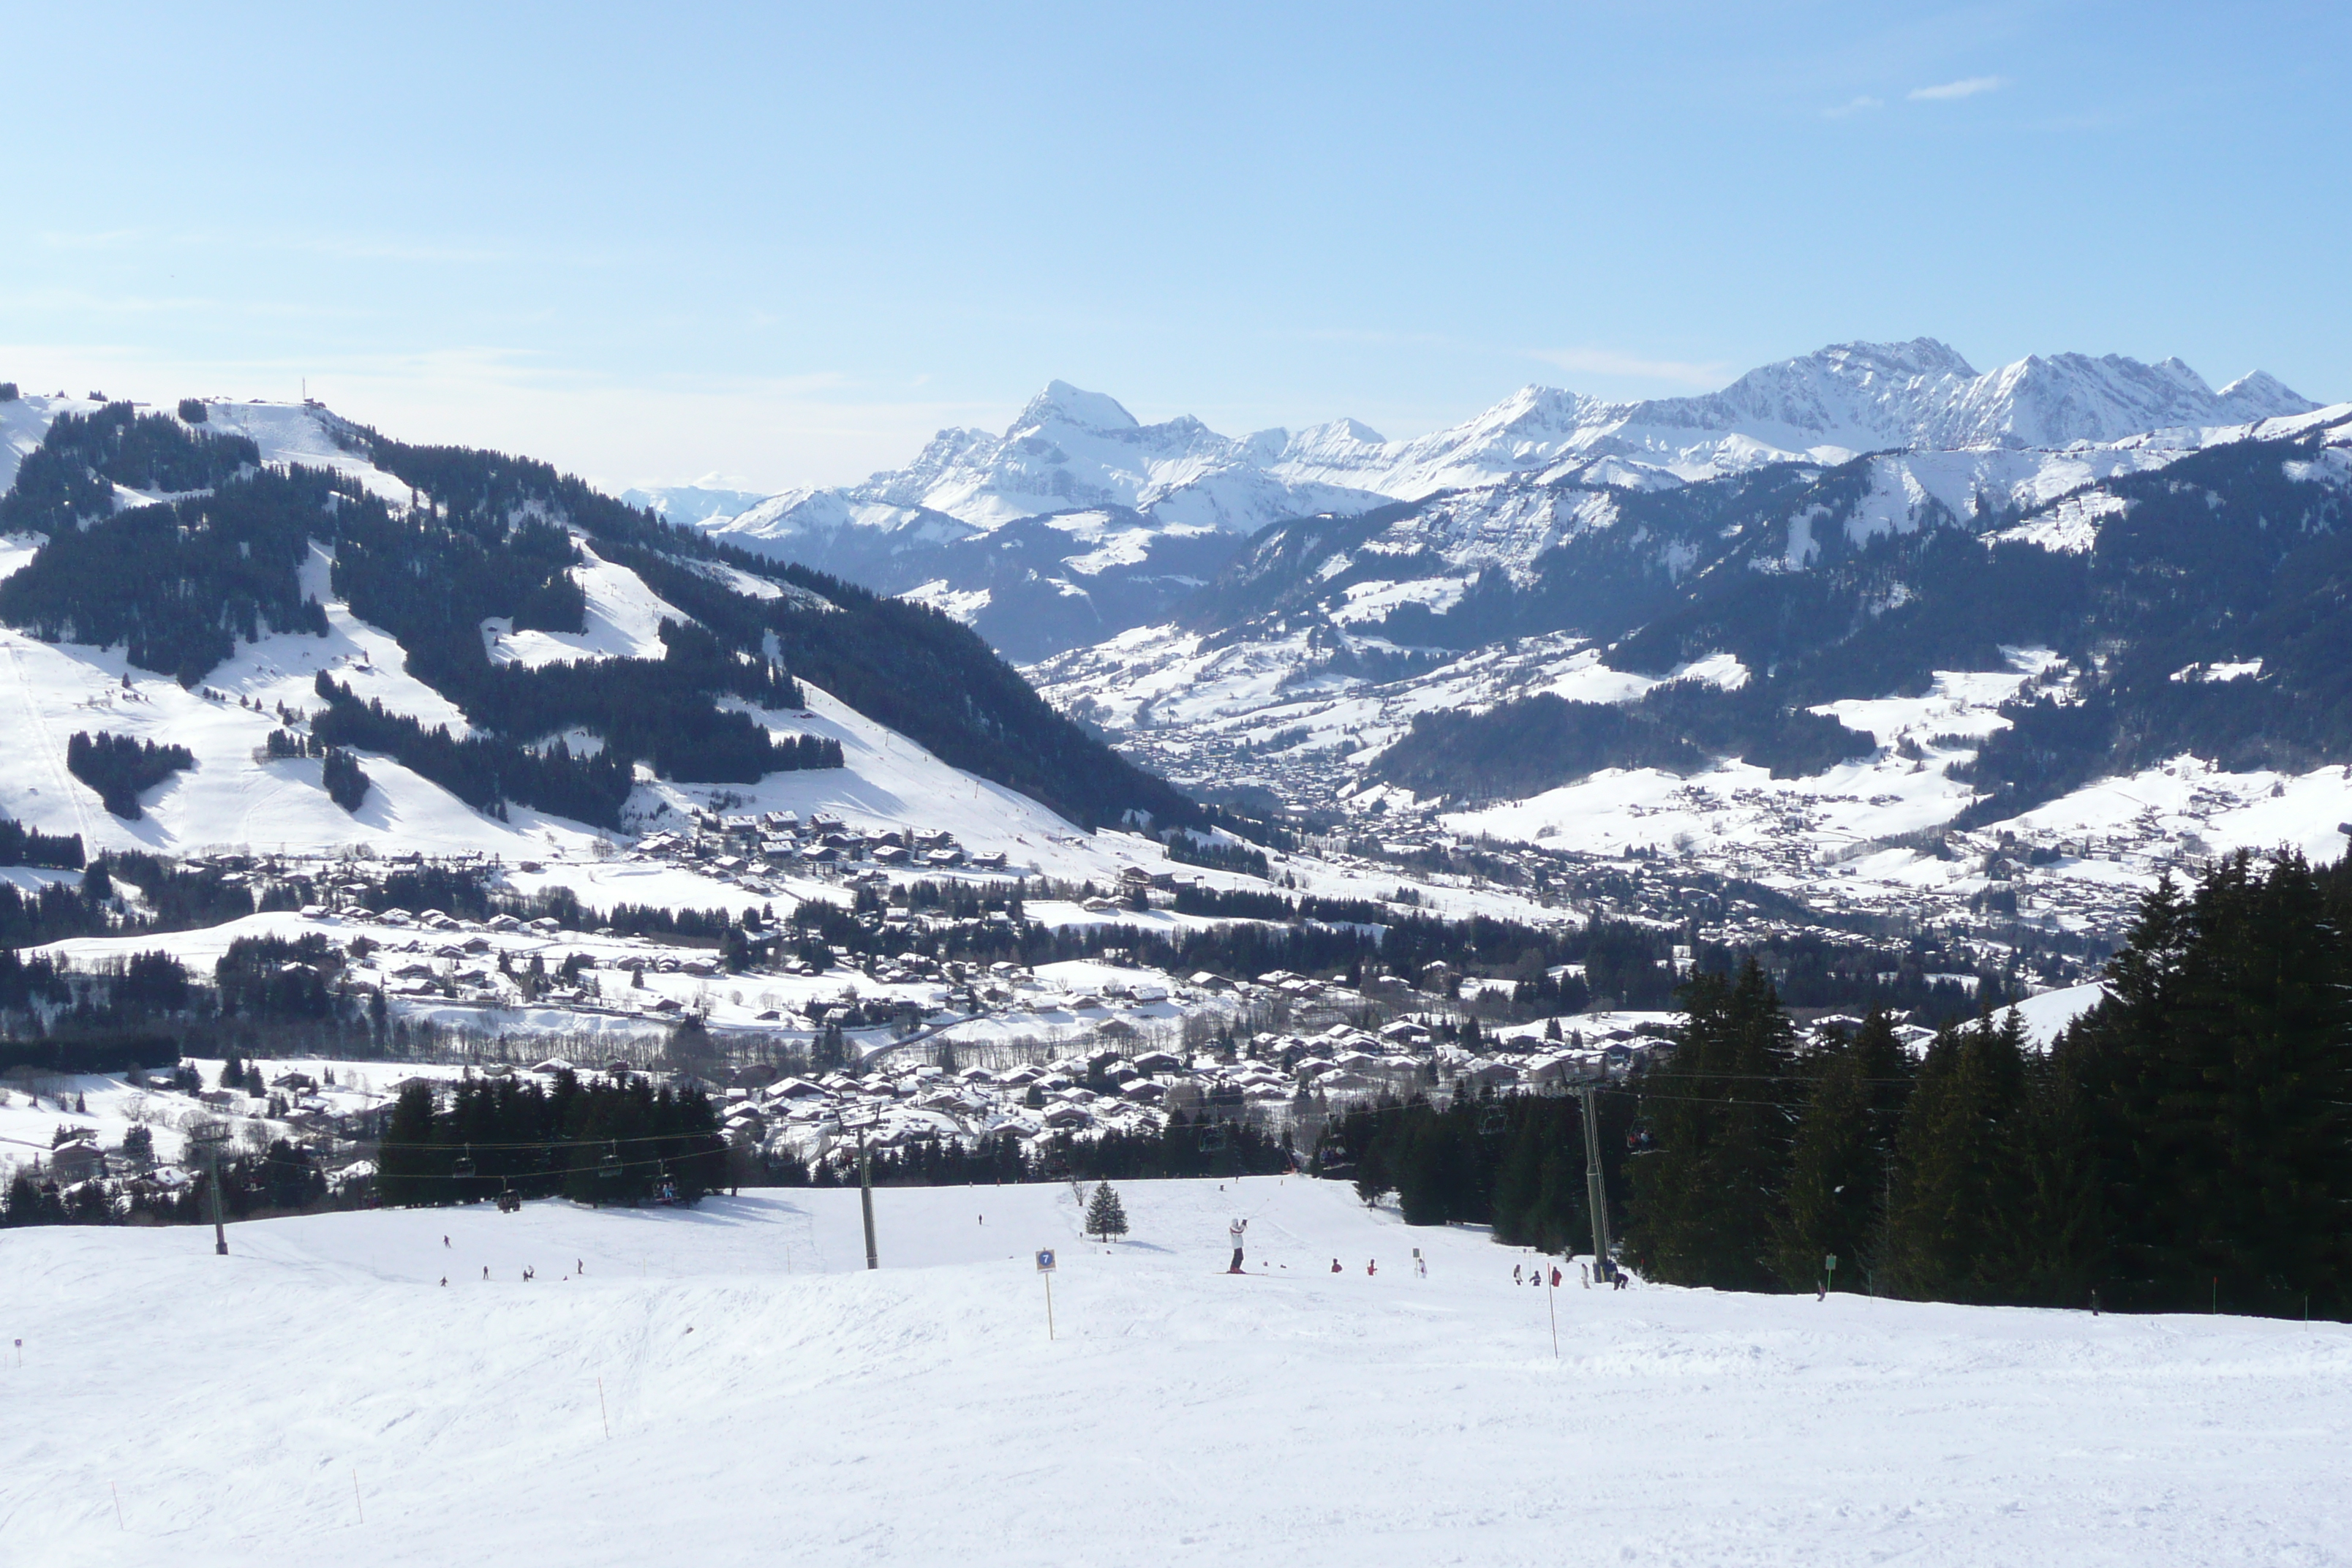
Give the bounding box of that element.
[1909,75,2003,102]
[1527,347,1729,388]
[1823,95,1883,118]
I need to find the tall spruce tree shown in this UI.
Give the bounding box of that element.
[1774,1009,1910,1290]
[375,1082,437,1206]
[1627,961,1796,1289]
[1085,1181,1129,1241]
[2003,1030,2107,1306]
[1882,1011,2029,1303]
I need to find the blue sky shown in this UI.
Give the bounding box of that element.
[1,1,2342,492]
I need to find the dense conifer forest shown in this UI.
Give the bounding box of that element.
[1371,681,1878,802]
[1336,851,2352,1319]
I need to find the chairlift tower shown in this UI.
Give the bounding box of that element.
[1575,1077,1613,1278]
[190,1123,231,1256]
[839,1110,881,1270]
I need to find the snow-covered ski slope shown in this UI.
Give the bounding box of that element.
[5,1177,2343,1567]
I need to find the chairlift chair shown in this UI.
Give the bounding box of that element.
[1199,1124,1229,1154]
[451,1145,478,1179]
[598,1144,623,1178]
[1478,1106,1507,1137]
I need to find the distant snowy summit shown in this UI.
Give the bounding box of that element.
[1275,339,2320,496]
[668,340,2321,663]
[671,339,2318,540]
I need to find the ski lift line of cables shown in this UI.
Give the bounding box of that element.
[1599,1086,1904,1115]
[1623,1068,1924,1086]
[388,1150,690,1182]
[372,1131,728,1153]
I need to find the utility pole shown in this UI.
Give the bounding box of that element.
[1576,1082,1612,1281]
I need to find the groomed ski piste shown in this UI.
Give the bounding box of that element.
[5,1178,2345,1567]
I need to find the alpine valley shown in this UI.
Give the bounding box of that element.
[3,339,2349,1147]
[655,339,2352,957]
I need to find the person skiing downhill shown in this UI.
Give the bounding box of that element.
[1228,1218,1247,1274]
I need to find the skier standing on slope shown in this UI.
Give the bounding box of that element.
[1228,1217,1247,1274]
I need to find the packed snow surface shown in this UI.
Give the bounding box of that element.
[6,1179,2345,1566]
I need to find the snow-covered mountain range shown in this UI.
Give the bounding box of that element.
[1272,339,2317,494]
[676,341,2320,662]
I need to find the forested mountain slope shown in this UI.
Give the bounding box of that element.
[0,393,1191,847]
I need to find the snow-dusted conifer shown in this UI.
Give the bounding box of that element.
[1085,1181,1128,1242]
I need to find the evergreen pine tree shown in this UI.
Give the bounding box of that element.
[1085,1181,1128,1241]
[376,1082,437,1206]
[2,1172,38,1225]
[1625,960,1797,1290]
[1882,1011,2029,1302]
[2004,1030,2107,1305]
[1773,1010,1909,1290]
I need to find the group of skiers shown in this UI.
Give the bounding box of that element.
[1515,1259,1629,1290]
[1231,1216,1619,1287]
